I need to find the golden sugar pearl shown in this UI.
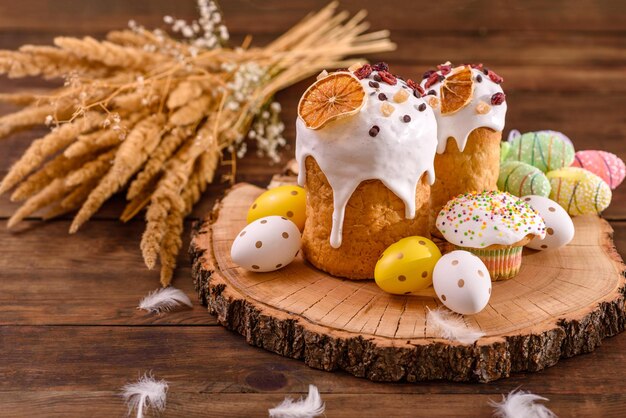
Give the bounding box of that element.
[393,89,410,104]
[428,96,440,109]
[380,102,396,117]
[247,185,307,231]
[316,70,329,80]
[476,101,491,115]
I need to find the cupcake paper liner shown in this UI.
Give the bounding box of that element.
[456,246,523,281]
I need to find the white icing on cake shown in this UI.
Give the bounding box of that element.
[421,66,507,154]
[296,71,438,248]
[435,191,546,248]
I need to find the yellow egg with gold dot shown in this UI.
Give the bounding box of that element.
[374,236,442,295]
[247,185,306,231]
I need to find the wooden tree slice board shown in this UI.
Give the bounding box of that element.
[191,183,626,383]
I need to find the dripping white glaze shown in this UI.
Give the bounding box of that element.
[296,71,438,248]
[421,67,507,154]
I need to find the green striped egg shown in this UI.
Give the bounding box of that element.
[547,167,612,215]
[503,131,575,172]
[498,161,551,197]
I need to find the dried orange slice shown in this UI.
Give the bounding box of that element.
[440,66,474,115]
[298,72,365,130]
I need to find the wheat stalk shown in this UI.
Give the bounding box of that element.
[0,1,395,285]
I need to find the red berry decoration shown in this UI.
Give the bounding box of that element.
[491,92,506,105]
[487,69,504,84]
[424,72,441,89]
[378,70,397,85]
[437,63,452,75]
[406,78,424,97]
[372,62,389,72]
[353,64,372,80]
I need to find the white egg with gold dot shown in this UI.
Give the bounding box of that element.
[433,250,491,315]
[522,195,575,251]
[231,216,301,272]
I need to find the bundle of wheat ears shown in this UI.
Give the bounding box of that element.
[0,2,395,285]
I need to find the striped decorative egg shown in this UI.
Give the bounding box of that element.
[547,167,612,215]
[571,150,625,190]
[507,129,573,147]
[504,131,575,173]
[498,161,551,197]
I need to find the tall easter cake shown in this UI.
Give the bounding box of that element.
[296,63,437,279]
[421,63,507,235]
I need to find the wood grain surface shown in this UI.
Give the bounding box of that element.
[191,183,626,383]
[0,0,625,416]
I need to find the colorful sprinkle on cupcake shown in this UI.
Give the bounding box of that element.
[436,191,546,280]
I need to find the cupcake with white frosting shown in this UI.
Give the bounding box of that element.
[296,63,438,279]
[436,191,546,280]
[421,63,507,236]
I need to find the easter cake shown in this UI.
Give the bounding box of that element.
[196,60,626,384]
[295,63,437,279]
[421,63,507,235]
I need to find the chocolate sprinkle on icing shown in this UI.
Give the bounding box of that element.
[427,89,436,96]
[476,74,483,82]
[369,80,380,88]
[378,93,387,101]
[373,74,382,82]
[369,125,380,137]
[402,115,411,123]
[418,103,427,112]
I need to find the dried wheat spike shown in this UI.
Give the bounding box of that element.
[127,126,193,200]
[70,114,164,233]
[11,151,94,202]
[65,148,117,188]
[63,129,119,159]
[0,104,55,139]
[54,36,166,70]
[105,30,154,48]
[8,178,70,228]
[0,92,40,106]
[0,111,104,194]
[0,46,104,79]
[61,176,102,210]
[168,95,212,126]
[140,138,199,270]
[158,195,186,287]
[166,81,205,110]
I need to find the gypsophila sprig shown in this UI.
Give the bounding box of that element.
[0,1,395,286]
[248,102,286,163]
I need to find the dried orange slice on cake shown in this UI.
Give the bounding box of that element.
[440,66,474,115]
[298,72,366,130]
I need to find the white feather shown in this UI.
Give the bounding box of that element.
[269,385,325,418]
[427,307,485,344]
[121,372,168,418]
[490,389,557,418]
[138,287,192,313]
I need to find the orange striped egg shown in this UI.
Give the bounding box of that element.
[547,167,612,215]
[571,150,625,190]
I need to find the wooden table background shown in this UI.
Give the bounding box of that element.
[0,1,625,416]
